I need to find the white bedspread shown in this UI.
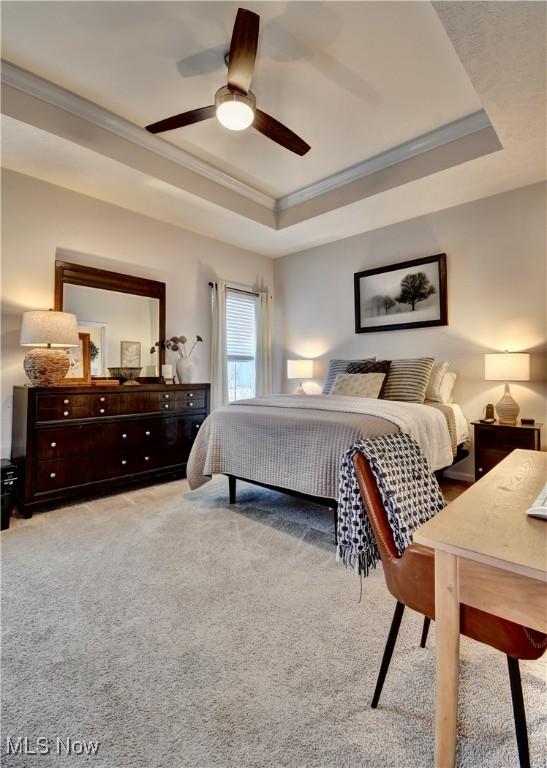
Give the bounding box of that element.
[236,395,453,472]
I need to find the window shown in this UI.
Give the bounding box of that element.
[226,289,257,402]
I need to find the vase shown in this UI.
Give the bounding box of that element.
[176,357,194,384]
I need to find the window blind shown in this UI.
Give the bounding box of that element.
[226,290,257,361]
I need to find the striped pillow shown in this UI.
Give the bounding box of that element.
[322,358,375,394]
[381,358,435,403]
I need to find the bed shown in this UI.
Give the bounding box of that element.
[186,394,469,523]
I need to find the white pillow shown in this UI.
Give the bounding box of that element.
[425,361,450,401]
[437,371,457,403]
[330,372,386,399]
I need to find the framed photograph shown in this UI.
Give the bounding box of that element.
[78,321,107,377]
[354,253,447,333]
[64,332,91,384]
[120,340,141,367]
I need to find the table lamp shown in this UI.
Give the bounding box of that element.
[20,310,79,386]
[484,352,530,424]
[287,359,313,394]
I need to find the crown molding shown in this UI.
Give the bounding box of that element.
[275,110,492,211]
[0,60,276,211]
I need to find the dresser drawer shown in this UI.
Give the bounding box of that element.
[35,457,88,492]
[98,422,136,451]
[137,417,184,446]
[36,394,90,421]
[175,391,206,411]
[95,451,134,480]
[36,425,96,460]
[88,393,121,418]
[135,443,186,472]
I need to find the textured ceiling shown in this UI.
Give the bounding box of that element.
[1,1,482,197]
[1,1,545,257]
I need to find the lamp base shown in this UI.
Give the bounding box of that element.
[295,381,306,395]
[23,348,70,386]
[495,382,519,425]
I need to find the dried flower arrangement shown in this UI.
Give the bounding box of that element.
[150,335,203,359]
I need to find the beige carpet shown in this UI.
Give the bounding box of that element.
[2,477,545,768]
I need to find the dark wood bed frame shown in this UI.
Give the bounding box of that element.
[225,444,470,544]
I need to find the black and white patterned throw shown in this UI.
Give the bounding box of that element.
[337,433,446,576]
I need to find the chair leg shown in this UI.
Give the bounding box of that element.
[420,616,431,648]
[228,475,236,504]
[371,601,405,708]
[506,656,531,768]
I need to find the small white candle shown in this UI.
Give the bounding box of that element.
[162,364,173,379]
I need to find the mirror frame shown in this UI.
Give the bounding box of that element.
[54,260,166,375]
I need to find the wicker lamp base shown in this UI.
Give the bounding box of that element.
[495,382,520,425]
[23,348,70,386]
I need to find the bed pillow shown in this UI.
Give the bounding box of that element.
[425,361,450,402]
[346,360,391,375]
[437,371,457,403]
[330,373,386,399]
[322,358,375,394]
[380,357,435,403]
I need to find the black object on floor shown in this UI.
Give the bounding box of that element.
[1,459,19,530]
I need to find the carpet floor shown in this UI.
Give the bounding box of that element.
[2,477,545,768]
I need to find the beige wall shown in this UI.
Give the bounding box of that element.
[1,168,273,456]
[274,183,547,480]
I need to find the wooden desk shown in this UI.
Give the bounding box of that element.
[415,449,547,768]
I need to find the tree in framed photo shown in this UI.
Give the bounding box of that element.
[396,272,436,311]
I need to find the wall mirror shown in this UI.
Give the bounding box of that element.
[55,261,166,378]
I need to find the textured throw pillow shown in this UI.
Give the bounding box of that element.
[330,373,386,399]
[437,371,457,403]
[381,357,435,403]
[425,361,449,402]
[322,358,375,394]
[346,360,391,375]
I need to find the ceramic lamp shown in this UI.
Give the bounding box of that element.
[484,352,530,425]
[20,310,79,386]
[287,359,313,395]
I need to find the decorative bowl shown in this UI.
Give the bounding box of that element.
[108,367,142,385]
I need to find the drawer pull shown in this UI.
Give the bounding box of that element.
[145,430,151,436]
[63,399,69,405]
[478,467,483,473]
[163,393,170,399]
[189,402,194,407]
[195,424,200,430]
[122,433,127,439]
[144,456,150,461]
[121,460,127,466]
[163,404,169,409]
[50,472,56,479]
[63,411,69,417]
[188,393,194,397]
[99,408,105,414]
[100,396,106,403]
[51,442,57,447]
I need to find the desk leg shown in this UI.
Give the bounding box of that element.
[435,551,460,768]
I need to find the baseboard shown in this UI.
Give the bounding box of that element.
[443,468,474,483]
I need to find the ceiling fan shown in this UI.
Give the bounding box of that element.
[145,8,311,156]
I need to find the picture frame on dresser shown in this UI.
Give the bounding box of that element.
[63,331,91,384]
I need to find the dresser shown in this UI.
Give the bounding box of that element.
[11,383,210,514]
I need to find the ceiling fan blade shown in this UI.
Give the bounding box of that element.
[227,8,259,94]
[145,105,216,134]
[253,109,311,156]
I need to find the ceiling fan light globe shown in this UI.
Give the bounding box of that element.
[215,86,256,131]
[216,101,254,131]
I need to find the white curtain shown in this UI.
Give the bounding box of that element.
[210,281,228,410]
[256,290,272,396]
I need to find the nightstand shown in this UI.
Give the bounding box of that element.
[472,421,542,482]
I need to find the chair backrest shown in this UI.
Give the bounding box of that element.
[352,453,399,563]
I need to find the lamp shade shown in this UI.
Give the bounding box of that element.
[287,359,313,380]
[20,310,79,348]
[484,352,530,381]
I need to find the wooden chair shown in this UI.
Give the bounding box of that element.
[353,453,546,768]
